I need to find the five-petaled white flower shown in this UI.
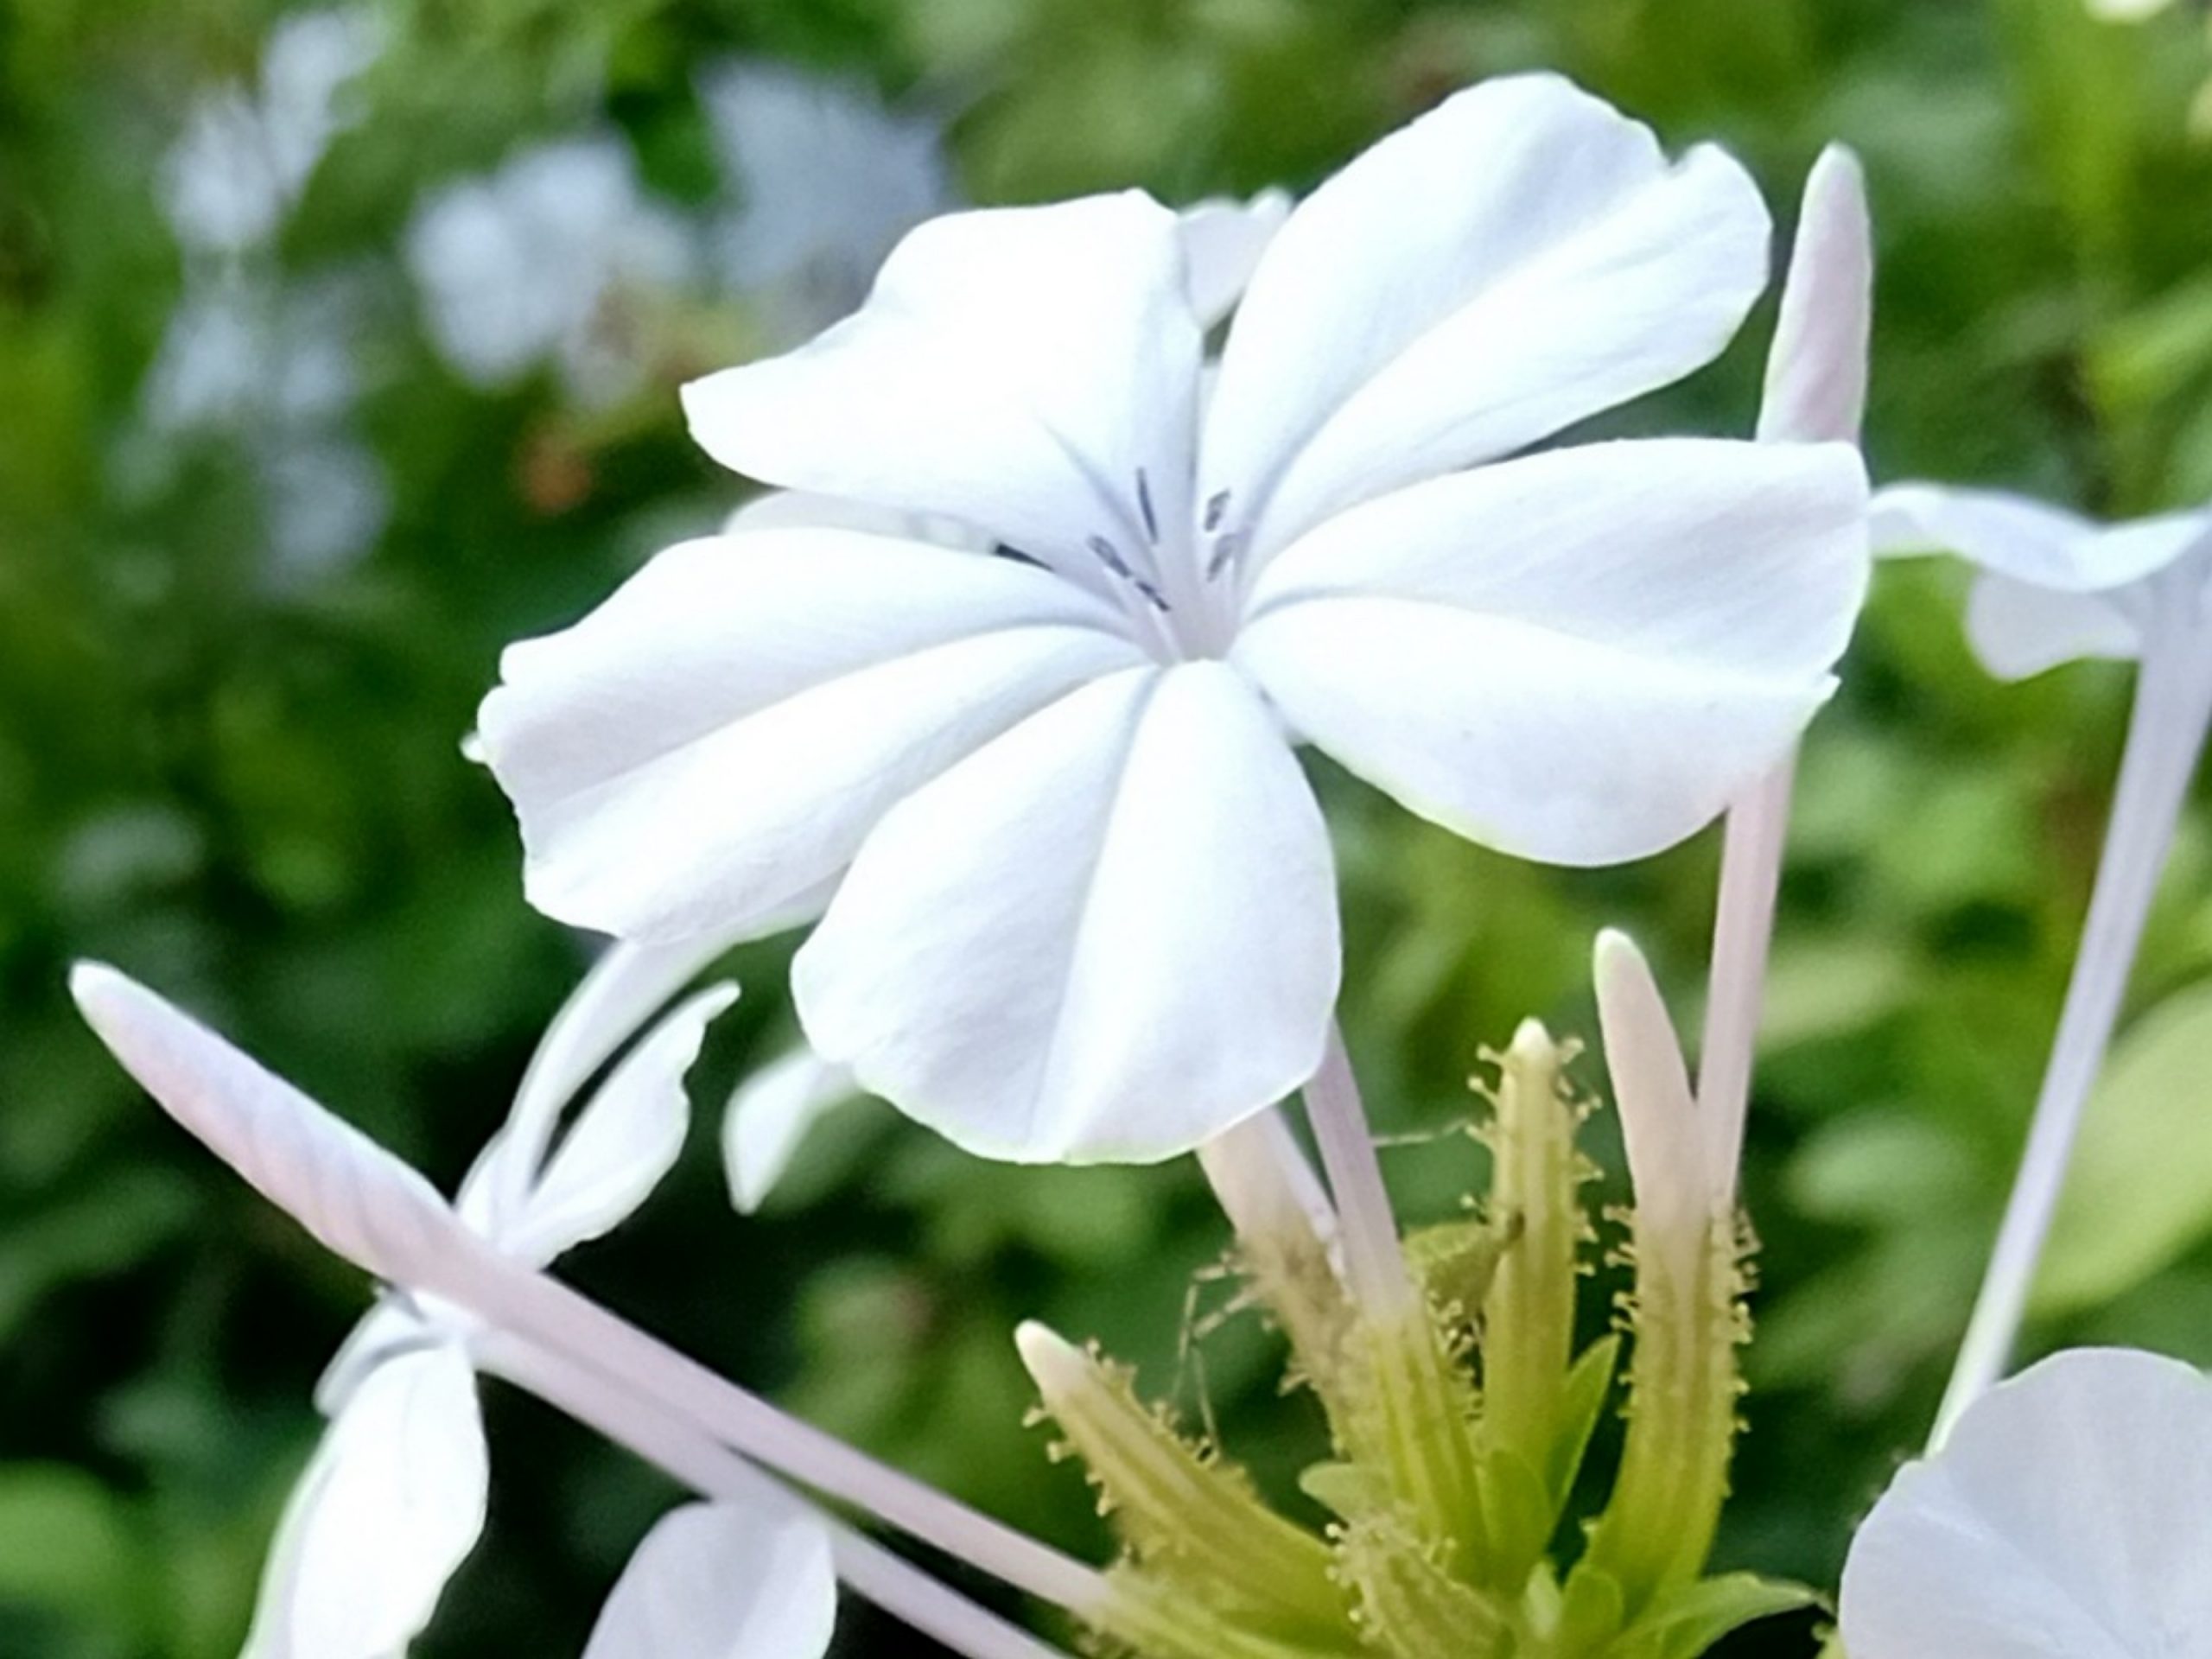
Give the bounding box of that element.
[68,950,759,1659]
[479,73,1871,1166]
[1840,1346,2212,1658]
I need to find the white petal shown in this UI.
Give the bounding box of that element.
[1236,439,1868,866]
[315,1299,432,1417]
[1872,483,2212,592]
[1203,73,1771,560]
[1177,189,1292,327]
[582,1500,836,1659]
[721,1043,858,1214]
[1966,569,2145,679]
[681,194,1203,575]
[722,488,988,550]
[502,982,738,1266]
[1840,1347,2212,1659]
[794,663,1340,1164]
[69,963,460,1292]
[477,531,1147,944]
[2089,0,2174,18]
[1758,146,1872,446]
[243,1344,489,1659]
[461,935,753,1240]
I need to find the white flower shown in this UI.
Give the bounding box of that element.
[478,73,1871,1166]
[582,1499,836,1659]
[1840,1346,2212,1657]
[2088,0,2175,18]
[75,947,737,1659]
[405,137,693,405]
[1872,486,2212,680]
[161,7,381,256]
[700,59,957,344]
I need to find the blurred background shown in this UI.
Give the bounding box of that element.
[7,0,2212,1652]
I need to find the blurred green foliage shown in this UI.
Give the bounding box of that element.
[5,0,2212,1654]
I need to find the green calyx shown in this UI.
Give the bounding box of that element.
[1020,1020,1802,1659]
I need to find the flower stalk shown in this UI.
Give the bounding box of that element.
[1935,581,2212,1444]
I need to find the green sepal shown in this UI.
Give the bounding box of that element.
[1544,1337,1621,1512]
[1336,1513,1516,1659]
[1093,1567,1365,1659]
[1607,1573,1822,1659]
[1474,1445,1553,1587]
[1332,1301,1491,1580]
[1554,1561,1628,1656]
[1022,1332,1350,1637]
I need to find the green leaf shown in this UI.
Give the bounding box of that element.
[1608,1573,1822,1659]
[2037,979,2212,1313]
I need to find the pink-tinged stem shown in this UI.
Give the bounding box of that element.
[1697,753,1798,1198]
[1302,1022,1414,1318]
[479,1332,1077,1659]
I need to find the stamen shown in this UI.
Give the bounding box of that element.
[1085,534,1133,579]
[1135,469,1160,545]
[993,544,1048,570]
[1205,531,1243,582]
[1088,535,1173,613]
[1203,489,1231,531]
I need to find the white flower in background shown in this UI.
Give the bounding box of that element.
[175,949,738,1658]
[701,59,957,343]
[1840,1347,2212,1656]
[1874,486,2212,1439]
[140,273,390,578]
[161,7,381,257]
[1873,488,2212,682]
[583,1500,836,1659]
[2088,0,2175,18]
[479,73,1871,1166]
[406,137,693,406]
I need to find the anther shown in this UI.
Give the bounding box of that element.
[1086,535,1134,579]
[1203,490,1231,532]
[1205,531,1243,581]
[1135,470,1160,545]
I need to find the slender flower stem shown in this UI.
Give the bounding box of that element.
[478,1332,1075,1659]
[1934,603,2212,1447]
[439,1243,1114,1617]
[1302,1022,1414,1318]
[1697,753,1797,1198]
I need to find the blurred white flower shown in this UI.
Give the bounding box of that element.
[139,272,391,578]
[67,949,735,1659]
[1873,487,2212,681]
[1840,1347,2212,1657]
[406,137,693,405]
[2088,0,2175,17]
[480,73,1870,1166]
[701,59,957,343]
[161,7,381,257]
[583,1500,836,1659]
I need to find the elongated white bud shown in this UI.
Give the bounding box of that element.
[1598,931,1719,1281]
[71,963,467,1294]
[1758,145,1872,448]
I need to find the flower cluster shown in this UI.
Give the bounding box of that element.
[67,57,2212,1659]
